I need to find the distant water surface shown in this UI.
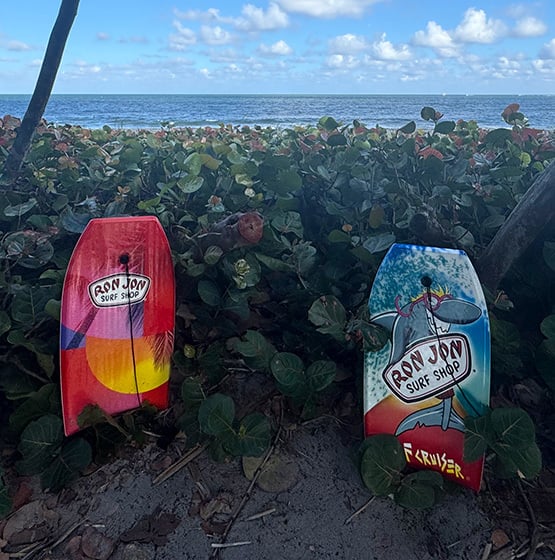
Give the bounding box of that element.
[1,94,554,130]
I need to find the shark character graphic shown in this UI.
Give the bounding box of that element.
[372,277,482,435]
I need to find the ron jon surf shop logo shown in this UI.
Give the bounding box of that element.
[88,273,151,308]
[382,334,472,403]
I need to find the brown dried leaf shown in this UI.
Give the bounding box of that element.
[491,528,510,551]
[81,526,115,560]
[242,453,299,493]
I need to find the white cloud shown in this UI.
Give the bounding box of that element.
[275,0,384,18]
[506,4,529,19]
[329,34,367,54]
[168,21,196,51]
[412,21,459,58]
[200,25,234,45]
[175,3,288,32]
[199,68,212,78]
[96,32,110,41]
[539,38,555,59]
[371,33,411,61]
[258,40,293,56]
[492,56,521,78]
[532,58,555,76]
[174,8,226,23]
[236,3,289,31]
[7,40,32,52]
[513,16,547,37]
[453,8,507,44]
[325,53,359,69]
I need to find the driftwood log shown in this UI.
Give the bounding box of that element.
[477,160,555,292]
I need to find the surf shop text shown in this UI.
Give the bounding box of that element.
[88,273,151,307]
[383,335,471,403]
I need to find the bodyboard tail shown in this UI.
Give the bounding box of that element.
[60,216,175,435]
[364,244,490,491]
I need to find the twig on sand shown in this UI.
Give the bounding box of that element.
[152,442,209,486]
[211,541,252,549]
[210,402,284,559]
[480,542,493,560]
[244,508,276,522]
[344,496,376,525]
[517,480,540,560]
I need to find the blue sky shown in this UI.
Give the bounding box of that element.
[1,0,555,94]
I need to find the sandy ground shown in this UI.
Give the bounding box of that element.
[1,419,497,560]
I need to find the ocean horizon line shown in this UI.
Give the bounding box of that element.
[3,92,554,98]
[2,93,553,131]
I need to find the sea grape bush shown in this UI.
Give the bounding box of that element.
[0,104,554,506]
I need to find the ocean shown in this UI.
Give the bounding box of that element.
[1,94,554,131]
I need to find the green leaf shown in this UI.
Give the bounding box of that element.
[348,320,389,352]
[232,330,274,361]
[0,473,11,518]
[4,198,38,217]
[267,170,303,196]
[368,205,385,229]
[306,360,336,392]
[484,128,512,147]
[2,231,54,268]
[177,175,204,193]
[45,298,61,321]
[198,394,235,437]
[255,252,294,272]
[227,413,271,457]
[394,471,444,509]
[199,342,226,384]
[10,285,52,325]
[398,121,416,134]
[319,116,340,131]
[493,442,542,479]
[543,241,555,273]
[491,408,536,449]
[0,310,11,337]
[420,107,437,121]
[181,377,205,407]
[464,413,492,462]
[197,279,221,307]
[481,214,506,229]
[184,152,203,175]
[17,414,64,475]
[434,121,456,134]
[362,233,396,254]
[291,242,316,276]
[271,352,304,388]
[326,133,348,146]
[540,315,555,339]
[308,295,347,341]
[490,317,521,354]
[222,293,250,320]
[327,229,351,244]
[535,339,555,391]
[271,211,304,237]
[360,434,406,496]
[9,384,60,434]
[41,438,92,492]
[203,245,224,266]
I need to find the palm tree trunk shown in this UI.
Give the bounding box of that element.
[4,0,80,179]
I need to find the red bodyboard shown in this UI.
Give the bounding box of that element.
[60,217,175,435]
